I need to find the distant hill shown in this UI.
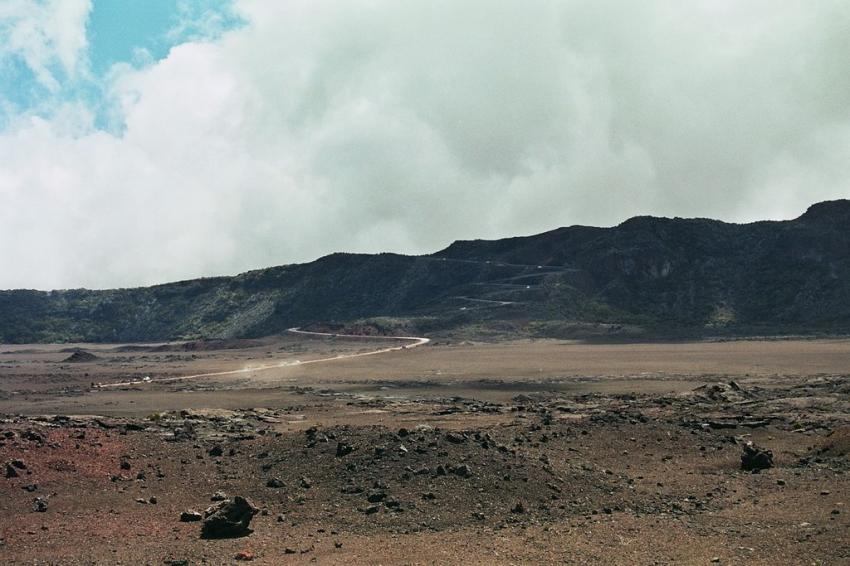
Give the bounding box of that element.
[2,200,849,343]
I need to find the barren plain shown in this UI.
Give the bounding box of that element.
[1,334,849,564]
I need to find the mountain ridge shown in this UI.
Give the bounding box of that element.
[2,200,849,343]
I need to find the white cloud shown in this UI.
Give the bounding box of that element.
[1,0,849,289]
[0,0,91,90]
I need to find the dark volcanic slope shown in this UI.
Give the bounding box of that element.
[2,200,849,343]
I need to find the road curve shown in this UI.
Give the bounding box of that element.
[98,327,430,388]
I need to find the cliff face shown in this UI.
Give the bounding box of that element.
[2,200,849,343]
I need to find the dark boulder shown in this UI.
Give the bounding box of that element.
[201,496,259,538]
[336,442,354,457]
[22,430,45,444]
[33,497,48,512]
[741,442,774,472]
[453,464,472,478]
[445,432,466,444]
[180,510,203,522]
[367,490,387,503]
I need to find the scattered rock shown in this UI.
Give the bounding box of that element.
[180,510,203,522]
[208,445,223,457]
[694,382,749,403]
[211,491,227,501]
[453,464,472,478]
[5,462,18,478]
[234,550,255,561]
[33,497,48,512]
[63,350,99,363]
[740,442,773,472]
[336,442,354,457]
[445,432,466,444]
[367,490,387,503]
[266,478,285,488]
[202,496,259,539]
[22,430,45,444]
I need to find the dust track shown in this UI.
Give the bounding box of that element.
[98,328,429,388]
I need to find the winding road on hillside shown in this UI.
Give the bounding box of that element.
[97,259,573,388]
[98,328,430,388]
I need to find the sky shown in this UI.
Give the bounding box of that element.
[0,1,849,290]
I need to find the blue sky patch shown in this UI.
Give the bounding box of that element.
[0,0,244,132]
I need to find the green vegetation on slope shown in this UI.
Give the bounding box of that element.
[2,200,849,343]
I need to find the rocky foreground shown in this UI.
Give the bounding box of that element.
[1,376,849,564]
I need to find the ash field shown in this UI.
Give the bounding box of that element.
[1,333,848,565]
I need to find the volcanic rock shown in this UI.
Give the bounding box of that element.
[33,497,48,512]
[367,490,387,503]
[453,464,473,478]
[445,432,466,444]
[336,442,354,457]
[63,350,99,363]
[741,442,774,472]
[22,430,45,444]
[202,496,259,538]
[180,510,203,522]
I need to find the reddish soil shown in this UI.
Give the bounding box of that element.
[1,337,848,564]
